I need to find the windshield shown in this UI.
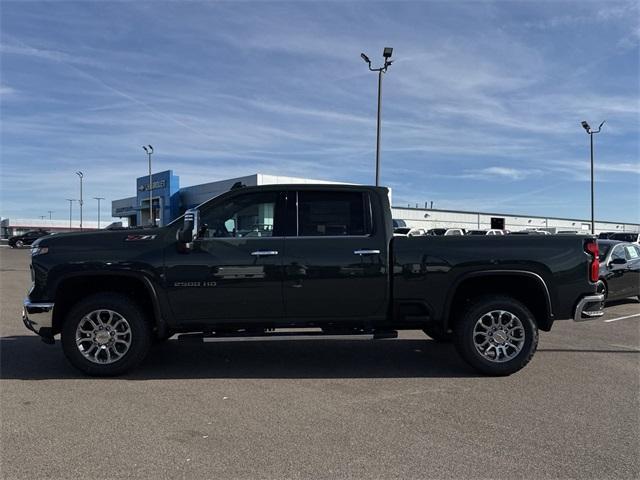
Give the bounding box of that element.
[467,230,486,235]
[610,233,637,242]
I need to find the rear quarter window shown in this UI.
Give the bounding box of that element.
[298,191,370,236]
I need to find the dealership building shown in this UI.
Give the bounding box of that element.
[108,170,639,235]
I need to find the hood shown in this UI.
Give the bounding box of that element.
[33,226,167,250]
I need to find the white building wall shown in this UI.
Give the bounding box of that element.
[391,207,639,234]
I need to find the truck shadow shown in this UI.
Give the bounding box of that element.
[1,335,477,380]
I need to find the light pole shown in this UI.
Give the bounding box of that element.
[94,197,105,229]
[65,199,75,229]
[361,47,393,186]
[581,120,605,234]
[76,171,84,231]
[142,145,154,226]
[47,210,53,220]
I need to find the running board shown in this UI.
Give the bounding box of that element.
[177,328,398,342]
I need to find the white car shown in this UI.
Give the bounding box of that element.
[466,229,505,236]
[444,228,465,236]
[393,227,426,237]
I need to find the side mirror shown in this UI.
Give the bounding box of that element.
[177,209,199,244]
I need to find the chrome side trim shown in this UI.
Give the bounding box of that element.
[354,249,381,256]
[573,294,605,322]
[22,299,54,334]
[250,250,279,256]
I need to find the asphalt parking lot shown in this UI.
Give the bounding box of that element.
[1,246,638,479]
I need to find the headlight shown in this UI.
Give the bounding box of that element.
[30,246,48,256]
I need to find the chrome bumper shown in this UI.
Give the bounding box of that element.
[22,298,54,336]
[573,294,605,322]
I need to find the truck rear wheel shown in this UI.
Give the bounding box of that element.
[453,295,538,376]
[61,293,152,376]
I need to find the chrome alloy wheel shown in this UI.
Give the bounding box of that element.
[75,310,132,364]
[472,310,525,363]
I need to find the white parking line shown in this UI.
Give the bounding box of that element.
[605,313,640,323]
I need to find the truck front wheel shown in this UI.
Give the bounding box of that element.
[453,295,538,376]
[61,293,152,376]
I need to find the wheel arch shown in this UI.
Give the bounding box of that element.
[444,270,554,332]
[52,272,165,337]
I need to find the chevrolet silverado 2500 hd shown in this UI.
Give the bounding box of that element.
[23,184,604,376]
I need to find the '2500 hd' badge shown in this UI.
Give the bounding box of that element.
[125,234,157,241]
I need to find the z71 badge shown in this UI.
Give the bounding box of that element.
[125,234,157,241]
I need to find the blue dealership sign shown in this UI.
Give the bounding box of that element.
[136,170,180,226]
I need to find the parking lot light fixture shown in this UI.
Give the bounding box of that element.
[94,197,105,229]
[581,120,605,234]
[142,145,154,226]
[361,47,394,186]
[76,171,84,231]
[65,199,75,229]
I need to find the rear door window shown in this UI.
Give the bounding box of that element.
[297,191,370,237]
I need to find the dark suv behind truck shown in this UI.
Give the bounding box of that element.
[23,185,604,376]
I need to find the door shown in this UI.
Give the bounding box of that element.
[164,190,285,322]
[605,244,629,299]
[491,217,505,230]
[282,190,388,321]
[623,244,640,297]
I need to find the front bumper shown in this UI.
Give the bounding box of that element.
[23,298,55,339]
[573,294,605,322]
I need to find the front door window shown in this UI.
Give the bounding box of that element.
[200,192,278,238]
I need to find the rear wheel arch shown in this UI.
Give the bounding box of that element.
[52,273,165,337]
[444,271,553,332]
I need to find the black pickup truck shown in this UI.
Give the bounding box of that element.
[23,184,604,376]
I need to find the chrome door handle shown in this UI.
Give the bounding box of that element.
[251,250,279,256]
[353,249,381,256]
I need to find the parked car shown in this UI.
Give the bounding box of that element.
[598,232,617,239]
[444,228,465,236]
[608,232,640,244]
[426,228,447,236]
[8,229,51,248]
[511,230,549,235]
[393,227,426,237]
[23,184,604,377]
[596,240,640,302]
[392,219,407,229]
[467,229,505,236]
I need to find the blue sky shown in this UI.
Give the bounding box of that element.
[1,1,639,223]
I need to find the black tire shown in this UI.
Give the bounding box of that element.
[597,279,608,302]
[422,324,453,343]
[61,293,152,376]
[453,295,538,376]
